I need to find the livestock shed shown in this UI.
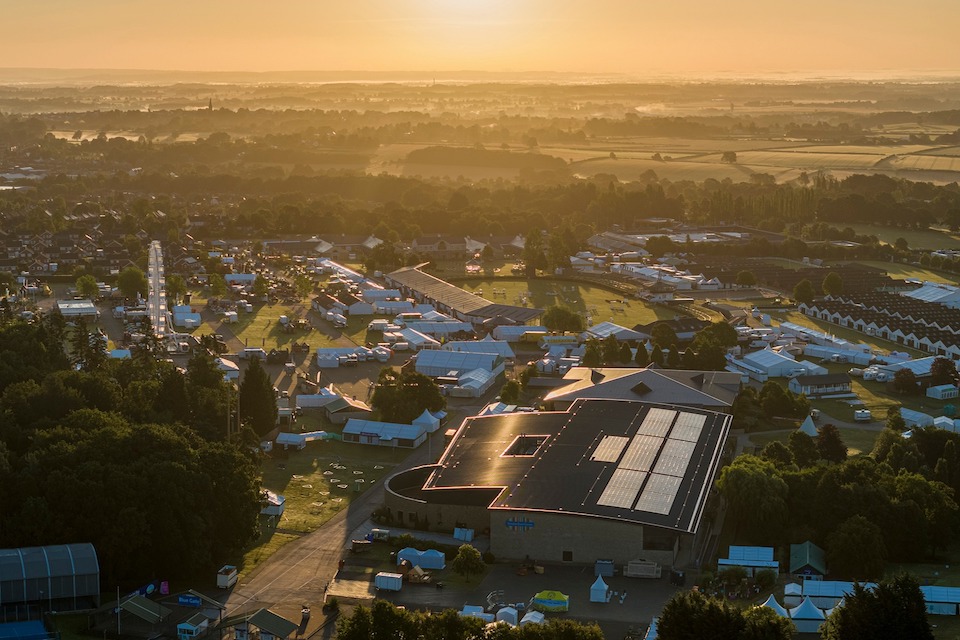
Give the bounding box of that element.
[582,321,647,343]
[927,384,959,400]
[414,350,504,378]
[0,544,100,615]
[55,300,99,320]
[717,546,779,577]
[342,419,427,448]
[493,325,548,342]
[787,373,852,397]
[442,337,515,359]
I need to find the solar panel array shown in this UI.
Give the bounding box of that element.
[634,474,682,515]
[591,407,713,517]
[671,412,707,442]
[619,435,662,472]
[637,408,677,437]
[597,468,647,509]
[591,435,630,463]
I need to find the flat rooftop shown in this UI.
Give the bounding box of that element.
[424,399,732,534]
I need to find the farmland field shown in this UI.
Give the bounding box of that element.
[705,150,887,170]
[455,277,676,328]
[571,157,792,182]
[840,258,958,284]
[839,225,960,252]
[885,154,960,172]
[917,145,960,157]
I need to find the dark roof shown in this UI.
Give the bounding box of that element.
[791,373,852,386]
[544,367,742,408]
[790,541,827,575]
[424,399,732,534]
[636,317,710,334]
[220,609,297,639]
[471,303,544,324]
[0,544,100,604]
[120,595,171,624]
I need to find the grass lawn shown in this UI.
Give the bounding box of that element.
[840,260,957,285]
[842,224,960,251]
[356,538,491,589]
[747,426,881,457]
[237,436,407,578]
[456,278,676,328]
[51,614,91,640]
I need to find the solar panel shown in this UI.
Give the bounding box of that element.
[672,412,707,442]
[618,435,662,472]
[591,435,630,463]
[653,439,696,477]
[637,408,677,437]
[597,468,647,509]
[634,473,682,515]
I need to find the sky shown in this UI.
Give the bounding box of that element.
[2,0,958,77]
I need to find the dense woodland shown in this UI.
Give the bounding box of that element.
[0,316,263,584]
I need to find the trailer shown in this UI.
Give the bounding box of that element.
[375,572,403,592]
[217,565,238,589]
[623,559,662,579]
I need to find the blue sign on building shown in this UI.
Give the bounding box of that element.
[179,594,203,608]
[506,517,535,532]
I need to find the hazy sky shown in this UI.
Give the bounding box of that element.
[3,0,958,76]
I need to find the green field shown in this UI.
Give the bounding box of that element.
[840,225,960,252]
[456,277,676,328]
[748,426,881,457]
[239,437,406,578]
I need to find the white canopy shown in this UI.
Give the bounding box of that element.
[590,575,609,603]
[762,594,789,618]
[495,607,518,625]
[798,416,818,437]
[412,409,441,432]
[790,596,826,620]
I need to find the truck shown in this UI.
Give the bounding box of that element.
[854,409,873,423]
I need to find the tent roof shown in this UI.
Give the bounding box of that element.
[798,416,818,436]
[762,595,789,618]
[343,419,425,442]
[121,595,171,624]
[412,409,441,427]
[790,596,826,620]
[591,575,608,590]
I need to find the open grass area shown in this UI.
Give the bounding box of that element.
[456,277,676,328]
[354,538,491,589]
[747,426,881,457]
[237,438,406,578]
[848,260,958,285]
[841,225,960,252]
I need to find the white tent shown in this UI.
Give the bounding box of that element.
[761,594,789,618]
[519,611,545,626]
[412,409,441,433]
[495,607,518,625]
[784,582,803,607]
[789,596,826,634]
[590,575,610,603]
[798,415,818,437]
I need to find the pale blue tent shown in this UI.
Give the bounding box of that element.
[590,575,610,603]
[419,549,446,570]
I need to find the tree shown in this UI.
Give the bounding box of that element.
[715,455,788,541]
[827,515,887,579]
[735,270,757,287]
[788,430,820,467]
[721,151,738,163]
[892,368,919,395]
[657,590,744,640]
[541,305,584,333]
[694,337,728,371]
[929,357,960,387]
[619,342,633,364]
[666,343,680,368]
[164,274,186,305]
[822,271,844,296]
[885,406,906,432]
[822,575,932,640]
[209,273,227,297]
[741,606,794,640]
[650,344,664,367]
[601,334,621,365]
[761,441,794,467]
[634,343,649,367]
[75,274,99,299]
[650,322,678,348]
[793,279,816,305]
[239,358,277,437]
[117,266,148,300]
[451,544,485,582]
[371,368,446,424]
[894,237,910,252]
[693,321,739,349]
[499,380,521,404]
[582,339,602,368]
[817,423,848,463]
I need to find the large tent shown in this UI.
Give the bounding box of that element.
[761,594,789,618]
[0,543,100,614]
[798,416,818,437]
[532,590,569,612]
[495,607,518,625]
[396,548,445,570]
[789,596,826,634]
[412,410,441,433]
